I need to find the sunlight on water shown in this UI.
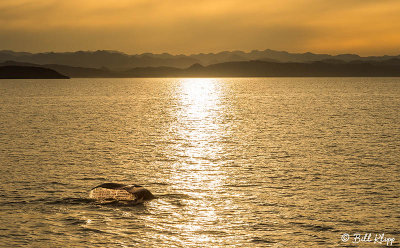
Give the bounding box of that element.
[175,78,224,162]
[0,78,399,247]
[179,78,220,118]
[168,78,228,244]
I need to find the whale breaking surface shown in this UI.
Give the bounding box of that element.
[89,183,155,204]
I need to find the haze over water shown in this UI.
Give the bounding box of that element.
[0,78,399,247]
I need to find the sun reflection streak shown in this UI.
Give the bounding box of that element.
[180,78,220,117]
[167,78,228,244]
[174,78,225,163]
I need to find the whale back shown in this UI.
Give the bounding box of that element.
[89,183,154,202]
[124,185,155,200]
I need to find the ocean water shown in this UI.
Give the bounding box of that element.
[0,78,399,247]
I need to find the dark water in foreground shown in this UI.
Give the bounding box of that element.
[0,78,399,247]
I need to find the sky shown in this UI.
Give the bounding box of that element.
[0,0,399,55]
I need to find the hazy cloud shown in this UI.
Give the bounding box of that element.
[0,0,399,55]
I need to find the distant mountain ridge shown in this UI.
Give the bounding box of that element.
[1,49,399,70]
[2,59,400,78]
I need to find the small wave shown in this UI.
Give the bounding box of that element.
[80,227,109,234]
[224,184,260,188]
[159,193,192,199]
[79,177,108,181]
[149,182,169,186]
[62,216,88,225]
[48,197,95,205]
[200,230,229,236]
[49,181,68,186]
[289,221,335,232]
[251,237,276,244]
[0,200,30,206]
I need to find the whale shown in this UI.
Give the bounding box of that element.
[89,183,154,204]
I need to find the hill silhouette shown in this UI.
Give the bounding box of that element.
[1,49,399,70]
[0,66,69,79]
[183,60,400,77]
[2,59,400,78]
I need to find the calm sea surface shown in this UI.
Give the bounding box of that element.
[0,78,399,247]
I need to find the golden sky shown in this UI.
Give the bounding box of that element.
[0,0,399,55]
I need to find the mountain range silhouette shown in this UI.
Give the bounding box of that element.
[1,49,400,78]
[1,49,399,70]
